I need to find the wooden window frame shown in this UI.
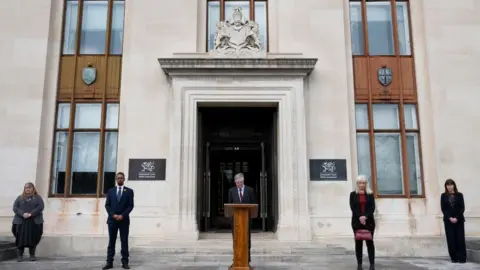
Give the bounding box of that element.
[351,0,425,198]
[61,0,125,56]
[355,102,424,198]
[350,0,414,58]
[206,0,269,52]
[50,0,124,198]
[49,101,120,198]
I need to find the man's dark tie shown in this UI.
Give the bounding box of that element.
[239,189,243,202]
[116,188,121,202]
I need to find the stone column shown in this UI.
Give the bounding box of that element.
[164,79,199,240]
[275,79,311,241]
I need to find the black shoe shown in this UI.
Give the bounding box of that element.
[29,254,36,261]
[369,265,375,270]
[102,264,113,270]
[357,265,363,270]
[16,250,23,262]
[459,261,466,264]
[122,264,130,269]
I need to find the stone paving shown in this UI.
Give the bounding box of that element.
[0,255,479,269]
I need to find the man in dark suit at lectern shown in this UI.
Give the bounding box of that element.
[228,173,256,264]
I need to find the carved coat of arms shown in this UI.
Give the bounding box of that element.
[377,67,392,87]
[211,6,263,57]
[82,66,97,85]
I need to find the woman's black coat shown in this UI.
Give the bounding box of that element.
[349,191,376,232]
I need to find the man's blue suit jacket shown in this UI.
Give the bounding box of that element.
[105,186,134,225]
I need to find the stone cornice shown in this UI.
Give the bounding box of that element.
[158,57,318,77]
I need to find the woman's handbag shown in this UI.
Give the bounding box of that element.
[355,229,372,241]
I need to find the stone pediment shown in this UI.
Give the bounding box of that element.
[158,54,317,76]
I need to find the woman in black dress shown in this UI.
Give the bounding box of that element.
[440,179,466,263]
[12,182,44,262]
[350,175,376,270]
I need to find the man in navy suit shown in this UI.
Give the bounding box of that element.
[102,172,134,270]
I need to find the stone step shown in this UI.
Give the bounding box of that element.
[131,247,353,256]
[0,241,16,262]
[467,240,480,263]
[199,232,276,240]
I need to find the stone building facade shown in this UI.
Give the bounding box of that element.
[0,0,479,249]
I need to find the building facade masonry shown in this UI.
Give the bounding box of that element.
[0,0,479,248]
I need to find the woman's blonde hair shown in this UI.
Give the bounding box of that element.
[355,175,373,194]
[21,182,37,200]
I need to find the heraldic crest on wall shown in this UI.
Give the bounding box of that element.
[377,66,392,87]
[211,6,264,58]
[82,64,97,85]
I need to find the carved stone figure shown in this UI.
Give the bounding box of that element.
[211,6,264,57]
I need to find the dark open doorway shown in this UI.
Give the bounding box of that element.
[196,106,279,232]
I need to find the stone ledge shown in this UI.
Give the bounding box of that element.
[24,235,474,258]
[158,55,318,76]
[0,241,16,262]
[467,239,480,263]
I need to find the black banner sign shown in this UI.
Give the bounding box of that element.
[309,159,347,181]
[128,159,166,181]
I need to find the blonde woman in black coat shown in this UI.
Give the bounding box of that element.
[349,175,376,270]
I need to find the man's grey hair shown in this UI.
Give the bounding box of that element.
[234,173,244,182]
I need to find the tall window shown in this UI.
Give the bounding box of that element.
[51,103,119,196]
[355,104,422,196]
[52,0,124,197]
[349,0,411,56]
[207,0,268,51]
[350,1,422,197]
[63,0,125,55]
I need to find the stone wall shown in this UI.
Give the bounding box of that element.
[0,0,479,239]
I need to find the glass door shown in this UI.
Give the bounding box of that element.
[203,142,211,231]
[260,142,267,231]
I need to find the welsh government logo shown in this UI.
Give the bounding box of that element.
[141,161,155,172]
[322,161,336,173]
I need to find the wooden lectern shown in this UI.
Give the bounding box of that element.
[224,203,258,270]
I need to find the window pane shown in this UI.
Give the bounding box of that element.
[74,104,102,129]
[366,2,395,55]
[255,2,268,51]
[375,133,404,195]
[63,1,79,54]
[396,2,411,55]
[372,104,399,129]
[356,133,372,184]
[225,1,250,21]
[57,103,71,129]
[406,133,422,195]
[106,104,119,129]
[404,104,417,129]
[110,1,125,54]
[103,132,118,193]
[355,104,369,129]
[51,132,69,194]
[79,1,108,54]
[71,132,100,194]
[349,2,364,55]
[207,1,220,51]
